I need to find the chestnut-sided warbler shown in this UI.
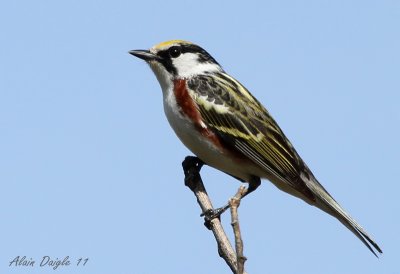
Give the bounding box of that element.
[129,40,382,256]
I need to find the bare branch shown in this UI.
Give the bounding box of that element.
[182,156,238,273]
[229,185,248,274]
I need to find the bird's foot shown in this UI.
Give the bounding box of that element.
[201,204,230,229]
[182,156,204,191]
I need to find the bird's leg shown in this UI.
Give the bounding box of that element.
[202,176,261,221]
[183,156,218,229]
[182,156,204,191]
[182,157,261,223]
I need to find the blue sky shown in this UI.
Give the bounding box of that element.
[1,1,399,273]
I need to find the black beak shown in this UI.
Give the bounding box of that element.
[129,50,159,61]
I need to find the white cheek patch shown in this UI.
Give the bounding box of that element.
[173,53,221,77]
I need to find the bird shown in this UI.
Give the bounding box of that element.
[129,40,382,256]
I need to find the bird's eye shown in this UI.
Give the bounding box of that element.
[168,46,182,58]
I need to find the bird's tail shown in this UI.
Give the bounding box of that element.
[302,174,383,257]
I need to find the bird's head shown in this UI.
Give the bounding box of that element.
[130,40,223,87]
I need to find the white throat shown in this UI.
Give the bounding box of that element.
[149,61,172,93]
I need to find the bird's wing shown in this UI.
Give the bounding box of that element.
[187,73,315,201]
[187,73,382,256]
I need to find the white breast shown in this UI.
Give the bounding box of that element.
[148,61,256,182]
[163,85,258,182]
[163,86,220,160]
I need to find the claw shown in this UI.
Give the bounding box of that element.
[201,204,230,221]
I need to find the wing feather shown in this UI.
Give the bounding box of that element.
[187,73,312,198]
[186,73,382,255]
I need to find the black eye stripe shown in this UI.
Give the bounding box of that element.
[157,45,218,62]
[155,44,221,75]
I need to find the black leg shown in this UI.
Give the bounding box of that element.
[244,176,261,197]
[182,156,204,191]
[182,156,217,229]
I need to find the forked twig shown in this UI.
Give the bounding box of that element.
[182,156,249,274]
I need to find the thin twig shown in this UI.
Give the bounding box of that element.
[229,185,248,274]
[182,156,238,273]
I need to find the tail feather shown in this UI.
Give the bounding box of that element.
[334,211,382,257]
[302,174,383,256]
